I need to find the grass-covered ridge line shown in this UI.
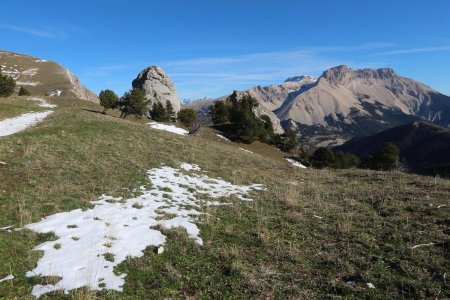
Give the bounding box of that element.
[0,98,448,299]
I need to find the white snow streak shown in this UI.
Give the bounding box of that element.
[285,158,307,169]
[0,275,14,283]
[216,134,231,142]
[239,147,254,154]
[25,163,264,297]
[148,122,189,135]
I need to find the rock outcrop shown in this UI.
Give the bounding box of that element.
[132,66,181,113]
[0,50,97,101]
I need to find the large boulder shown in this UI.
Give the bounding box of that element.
[132,66,181,113]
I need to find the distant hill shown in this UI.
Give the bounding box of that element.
[0,50,97,101]
[335,121,450,176]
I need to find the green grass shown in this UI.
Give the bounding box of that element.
[0,98,448,299]
[0,96,48,120]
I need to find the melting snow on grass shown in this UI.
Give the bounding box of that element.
[0,98,56,137]
[148,122,189,135]
[285,158,307,169]
[25,163,264,297]
[0,111,54,137]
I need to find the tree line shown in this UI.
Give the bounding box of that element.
[294,142,400,171]
[99,88,197,129]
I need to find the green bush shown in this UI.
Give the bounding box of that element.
[177,108,197,129]
[0,72,16,97]
[99,89,119,114]
[18,87,31,96]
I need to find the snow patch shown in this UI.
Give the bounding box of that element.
[16,81,39,86]
[22,68,39,76]
[0,111,54,137]
[148,122,189,135]
[239,147,254,154]
[24,163,264,297]
[285,158,307,169]
[0,275,14,283]
[216,134,231,142]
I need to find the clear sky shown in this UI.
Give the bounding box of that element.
[1,0,449,99]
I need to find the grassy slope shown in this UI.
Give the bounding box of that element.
[0,97,47,120]
[0,98,448,299]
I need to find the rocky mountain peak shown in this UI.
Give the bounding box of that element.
[321,65,399,85]
[321,65,354,85]
[132,66,181,112]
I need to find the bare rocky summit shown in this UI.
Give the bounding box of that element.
[132,66,181,113]
[0,50,97,101]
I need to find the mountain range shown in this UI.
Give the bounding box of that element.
[188,65,450,147]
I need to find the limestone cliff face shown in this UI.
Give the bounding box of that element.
[0,50,97,101]
[132,66,181,113]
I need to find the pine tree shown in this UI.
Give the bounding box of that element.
[99,89,119,114]
[119,88,149,118]
[177,108,197,128]
[150,102,168,121]
[0,72,16,97]
[210,101,229,124]
[165,100,175,122]
[311,147,335,169]
[18,87,31,96]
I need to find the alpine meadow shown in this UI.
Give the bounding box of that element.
[1,1,449,299]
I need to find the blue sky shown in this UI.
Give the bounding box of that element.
[1,0,449,99]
